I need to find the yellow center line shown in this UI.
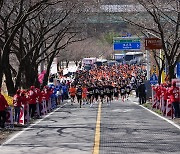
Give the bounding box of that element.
[93,102,102,154]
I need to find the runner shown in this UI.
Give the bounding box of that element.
[76,85,83,108]
[113,83,119,100]
[109,82,114,104]
[126,84,131,100]
[94,83,100,103]
[99,83,105,103]
[69,84,76,105]
[87,84,94,107]
[120,83,126,102]
[105,82,111,106]
[82,84,88,105]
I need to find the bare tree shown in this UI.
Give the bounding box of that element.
[10,0,92,90]
[0,0,3,11]
[121,0,180,81]
[0,0,52,95]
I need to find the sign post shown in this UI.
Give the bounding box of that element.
[113,37,141,50]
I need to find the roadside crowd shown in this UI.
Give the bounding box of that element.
[0,82,69,129]
[152,80,180,119]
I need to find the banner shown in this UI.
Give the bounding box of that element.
[47,99,52,112]
[51,98,56,109]
[5,107,13,128]
[38,70,46,84]
[41,100,48,115]
[35,102,40,117]
[19,104,30,125]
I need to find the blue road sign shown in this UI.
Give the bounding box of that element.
[177,63,180,78]
[114,42,141,50]
[113,37,141,50]
[150,73,158,85]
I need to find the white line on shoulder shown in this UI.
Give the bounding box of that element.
[130,98,180,130]
[0,103,68,147]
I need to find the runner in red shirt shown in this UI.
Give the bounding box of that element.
[82,85,88,105]
[69,84,76,105]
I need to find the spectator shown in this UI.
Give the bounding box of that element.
[169,81,180,118]
[28,86,37,119]
[137,82,146,105]
[0,88,9,129]
[13,89,23,124]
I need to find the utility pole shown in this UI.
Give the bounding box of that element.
[145,48,150,80]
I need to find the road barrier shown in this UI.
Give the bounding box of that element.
[151,83,180,119]
[4,97,56,127]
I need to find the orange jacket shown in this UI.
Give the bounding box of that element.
[69,87,76,96]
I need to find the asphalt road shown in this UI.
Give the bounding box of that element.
[0,97,180,154]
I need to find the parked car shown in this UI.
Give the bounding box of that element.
[107,60,118,66]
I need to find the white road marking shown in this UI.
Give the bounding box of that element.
[0,103,68,147]
[129,98,180,130]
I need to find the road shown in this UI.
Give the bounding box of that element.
[0,96,180,154]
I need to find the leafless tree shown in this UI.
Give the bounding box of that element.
[0,0,53,95]
[0,0,3,11]
[121,0,180,81]
[0,0,97,94]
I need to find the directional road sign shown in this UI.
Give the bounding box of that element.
[113,37,141,50]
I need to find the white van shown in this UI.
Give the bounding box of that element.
[82,57,97,66]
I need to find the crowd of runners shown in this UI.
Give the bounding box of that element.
[69,64,147,108]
